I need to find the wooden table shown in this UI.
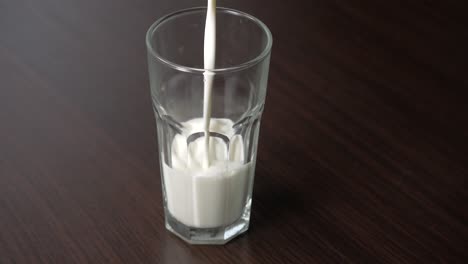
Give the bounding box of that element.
[1,0,467,263]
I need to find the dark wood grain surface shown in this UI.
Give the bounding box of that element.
[1,0,467,263]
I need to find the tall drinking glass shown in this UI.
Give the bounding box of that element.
[146,7,272,244]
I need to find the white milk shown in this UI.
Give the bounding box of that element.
[163,119,251,228]
[202,0,216,168]
[163,0,251,228]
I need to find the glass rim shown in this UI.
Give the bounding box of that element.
[146,7,273,74]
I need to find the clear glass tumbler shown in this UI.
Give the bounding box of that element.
[146,7,272,244]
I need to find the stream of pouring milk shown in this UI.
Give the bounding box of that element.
[163,0,253,228]
[202,0,216,168]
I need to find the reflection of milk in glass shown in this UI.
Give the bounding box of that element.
[162,0,251,228]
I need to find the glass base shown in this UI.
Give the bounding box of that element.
[164,200,251,245]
